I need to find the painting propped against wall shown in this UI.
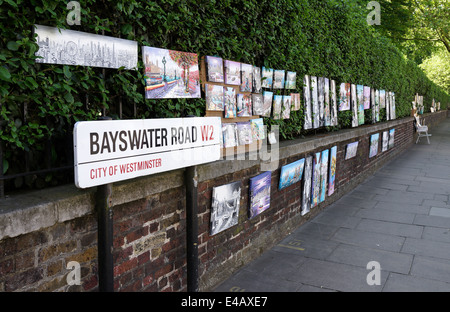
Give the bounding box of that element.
[249,171,272,219]
[205,55,224,83]
[262,91,273,117]
[369,133,379,158]
[320,149,329,203]
[303,75,312,130]
[143,46,200,99]
[345,141,359,160]
[339,82,351,111]
[389,129,395,149]
[205,84,224,111]
[224,60,241,85]
[311,151,322,208]
[261,67,273,89]
[210,181,242,236]
[351,84,358,128]
[302,156,313,216]
[382,131,389,152]
[328,146,337,196]
[330,80,338,126]
[311,76,320,128]
[279,158,305,190]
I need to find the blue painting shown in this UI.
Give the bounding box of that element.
[279,158,305,190]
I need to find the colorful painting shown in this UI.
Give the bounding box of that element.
[345,141,359,160]
[351,84,358,128]
[390,92,396,120]
[253,66,262,93]
[303,75,312,130]
[273,95,283,120]
[281,95,291,119]
[35,24,138,69]
[262,91,273,117]
[324,78,331,126]
[389,129,395,149]
[224,87,237,118]
[273,70,285,89]
[249,171,271,219]
[261,67,273,89]
[210,181,241,236]
[382,131,389,152]
[386,91,390,121]
[375,89,380,122]
[251,118,265,140]
[285,71,297,89]
[236,122,253,146]
[320,149,329,203]
[205,84,224,111]
[369,133,379,158]
[339,82,351,111]
[318,77,325,127]
[279,158,305,190]
[224,60,241,85]
[311,76,320,129]
[357,85,365,125]
[379,90,386,109]
[252,94,264,115]
[143,46,200,99]
[328,146,337,196]
[237,94,252,117]
[222,123,237,148]
[205,55,224,83]
[302,156,313,216]
[291,93,301,111]
[311,152,322,208]
[330,80,338,126]
[240,63,253,92]
[363,86,371,110]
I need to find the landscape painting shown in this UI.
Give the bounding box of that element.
[389,128,395,149]
[330,80,338,126]
[351,84,358,127]
[328,146,337,196]
[380,90,386,109]
[273,69,285,89]
[324,77,331,126]
[339,82,351,111]
[291,93,301,111]
[318,77,325,127]
[222,123,238,148]
[143,46,200,99]
[311,152,322,208]
[205,84,224,111]
[302,156,313,216]
[237,94,252,117]
[224,87,237,118]
[236,122,253,146]
[311,76,320,128]
[369,133,379,158]
[262,91,273,117]
[281,95,291,119]
[285,71,297,89]
[303,75,312,130]
[320,149,329,203]
[249,171,272,219]
[363,86,371,109]
[382,130,389,152]
[210,181,241,236]
[253,66,262,93]
[357,85,365,125]
[273,95,283,120]
[251,118,265,140]
[224,60,241,85]
[279,158,305,190]
[345,141,359,160]
[240,63,253,92]
[205,55,224,83]
[261,67,273,89]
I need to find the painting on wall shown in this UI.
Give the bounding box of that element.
[237,93,252,117]
[240,63,253,92]
[262,91,273,117]
[205,55,224,83]
[285,71,297,89]
[236,122,253,146]
[363,86,371,110]
[390,92,396,120]
[210,181,241,236]
[328,146,337,196]
[224,87,237,118]
[386,91,391,121]
[311,76,320,129]
[253,66,262,93]
[330,80,338,126]
[249,171,272,219]
[273,70,285,89]
[252,94,264,115]
[357,85,365,125]
[345,141,359,160]
[351,84,359,128]
[375,89,380,122]
[303,75,312,130]
[324,77,331,126]
[311,152,322,208]
[339,82,351,111]
[301,156,313,216]
[379,90,386,109]
[251,118,265,140]
[222,123,238,148]
[389,128,395,149]
[205,84,224,111]
[281,95,291,119]
[369,133,379,158]
[382,130,389,152]
[291,93,301,111]
[35,24,138,70]
[142,46,200,99]
[318,77,325,127]
[224,60,241,85]
[273,95,283,120]
[279,158,305,190]
[261,67,273,89]
[320,149,329,203]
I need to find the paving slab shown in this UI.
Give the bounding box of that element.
[356,219,423,238]
[383,273,450,292]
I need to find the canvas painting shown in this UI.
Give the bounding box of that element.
[351,84,359,128]
[375,89,380,122]
[389,129,395,149]
[302,156,313,216]
[291,93,301,111]
[303,75,313,130]
[237,93,252,117]
[380,90,386,109]
[224,60,241,85]
[318,77,325,127]
[363,86,371,110]
[330,80,338,126]
[339,83,351,111]
[236,122,253,146]
[224,87,237,118]
[261,67,273,89]
[205,84,224,111]
[205,55,224,83]
[371,88,376,124]
[391,92,396,120]
[273,95,283,120]
[320,149,329,203]
[142,46,200,99]
[328,146,337,196]
[281,95,291,119]
[210,181,241,236]
[382,131,389,152]
[285,71,297,89]
[386,91,391,121]
[251,118,265,140]
[357,85,365,126]
[279,158,305,190]
[240,63,253,92]
[249,171,271,219]
[252,94,264,116]
[324,78,331,126]
[369,133,379,158]
[35,24,138,69]
[311,76,320,129]
[253,66,262,93]
[262,91,273,117]
[345,141,359,160]
[273,70,285,89]
[222,123,238,148]
[311,152,322,208]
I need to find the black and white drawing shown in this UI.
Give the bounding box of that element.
[34,24,138,69]
[210,181,242,236]
[302,155,313,216]
[303,75,312,130]
[311,76,320,129]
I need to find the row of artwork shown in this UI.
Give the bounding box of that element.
[221,119,265,148]
[345,128,395,160]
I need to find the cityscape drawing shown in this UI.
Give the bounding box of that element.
[279,158,305,190]
[302,156,313,216]
[210,181,242,235]
[249,171,272,219]
[34,24,138,69]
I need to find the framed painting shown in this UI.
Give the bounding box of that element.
[210,181,241,235]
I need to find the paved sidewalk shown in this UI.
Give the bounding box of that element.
[214,117,450,292]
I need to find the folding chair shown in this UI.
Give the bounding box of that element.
[414,115,431,144]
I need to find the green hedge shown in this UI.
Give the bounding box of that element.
[1,0,449,187]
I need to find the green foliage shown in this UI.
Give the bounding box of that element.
[0,0,449,188]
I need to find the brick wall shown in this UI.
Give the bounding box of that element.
[0,111,446,292]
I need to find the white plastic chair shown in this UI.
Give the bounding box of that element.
[414,115,431,144]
